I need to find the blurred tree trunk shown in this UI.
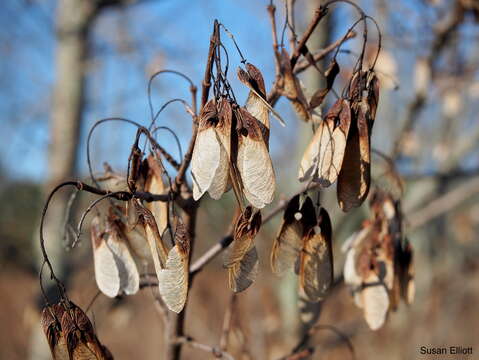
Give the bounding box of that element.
[30,1,97,359]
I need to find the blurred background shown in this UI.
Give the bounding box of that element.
[1,0,478,359]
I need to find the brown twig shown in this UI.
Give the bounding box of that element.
[293,30,356,74]
[219,294,237,352]
[407,175,479,230]
[290,6,329,68]
[175,337,235,360]
[267,31,356,107]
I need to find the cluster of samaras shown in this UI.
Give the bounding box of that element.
[191,63,278,208]
[41,301,113,360]
[343,190,415,330]
[300,67,380,212]
[90,155,190,314]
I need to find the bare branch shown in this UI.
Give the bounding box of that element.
[175,337,235,360]
[407,176,479,230]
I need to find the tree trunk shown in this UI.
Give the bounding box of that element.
[30,1,96,358]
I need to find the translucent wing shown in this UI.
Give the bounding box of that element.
[236,109,275,208]
[158,223,190,313]
[299,208,333,302]
[146,155,169,236]
[299,99,350,186]
[91,216,120,298]
[271,195,316,275]
[158,245,189,313]
[208,131,231,199]
[191,127,221,200]
[134,200,168,280]
[227,245,259,293]
[337,75,372,211]
[361,273,390,331]
[237,64,285,127]
[191,100,221,200]
[337,129,363,211]
[208,97,233,199]
[105,221,140,296]
[225,207,262,292]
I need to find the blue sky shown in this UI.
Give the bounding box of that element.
[1,0,478,183]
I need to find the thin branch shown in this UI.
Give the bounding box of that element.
[407,176,479,230]
[219,294,237,352]
[290,6,329,68]
[175,337,235,360]
[293,30,356,74]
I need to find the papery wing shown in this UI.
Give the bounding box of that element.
[337,129,363,212]
[298,118,334,184]
[299,208,333,301]
[208,132,231,199]
[91,216,120,298]
[146,155,169,236]
[228,245,259,293]
[106,229,140,296]
[271,220,302,275]
[361,273,390,331]
[191,126,221,200]
[134,200,168,279]
[271,195,315,275]
[158,244,189,313]
[237,110,275,208]
[237,66,285,127]
[242,64,270,132]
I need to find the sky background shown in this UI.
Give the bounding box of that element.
[1,0,478,183]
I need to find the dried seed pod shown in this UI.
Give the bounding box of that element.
[299,99,351,186]
[208,97,233,199]
[235,108,276,208]
[158,223,190,313]
[237,63,286,127]
[271,195,316,275]
[299,207,334,302]
[343,189,413,330]
[191,99,232,200]
[133,199,169,279]
[145,155,169,237]
[225,206,262,292]
[41,304,69,359]
[280,49,311,122]
[191,100,221,200]
[90,214,140,298]
[360,273,390,331]
[91,215,121,298]
[337,70,380,211]
[309,60,340,109]
[240,63,270,134]
[60,302,113,359]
